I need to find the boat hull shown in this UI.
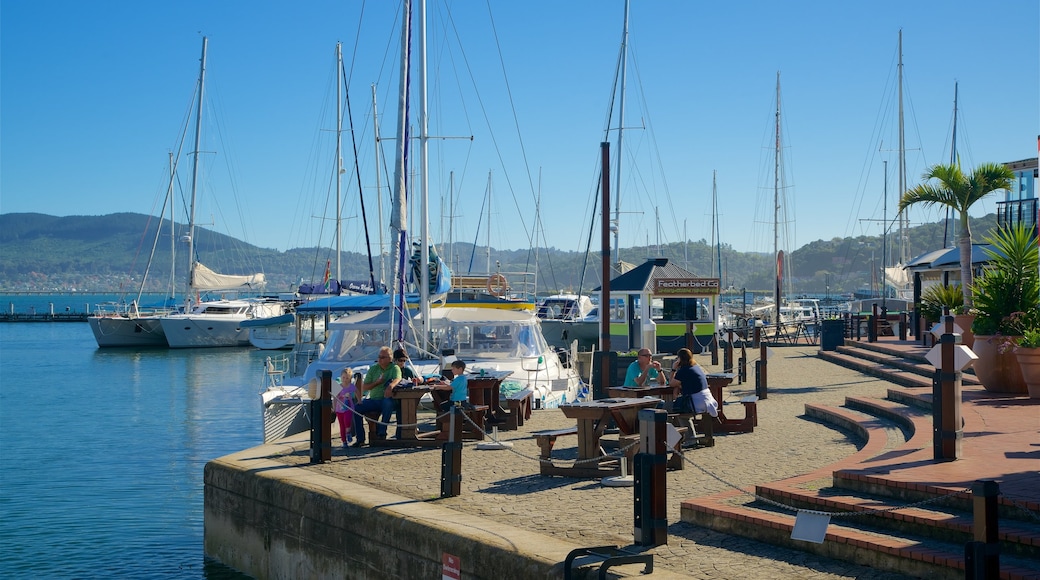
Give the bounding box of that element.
[88,316,168,347]
[159,314,252,348]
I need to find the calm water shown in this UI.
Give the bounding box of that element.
[0,299,265,579]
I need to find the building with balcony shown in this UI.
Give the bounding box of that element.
[996,157,1038,231]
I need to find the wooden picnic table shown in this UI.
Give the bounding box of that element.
[706,373,757,433]
[556,397,661,475]
[607,384,678,404]
[464,369,513,424]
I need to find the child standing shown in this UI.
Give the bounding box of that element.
[334,368,357,448]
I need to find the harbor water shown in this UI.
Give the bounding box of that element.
[0,294,263,579]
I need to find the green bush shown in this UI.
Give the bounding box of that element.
[919,284,963,322]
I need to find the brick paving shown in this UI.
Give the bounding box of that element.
[265,345,933,579]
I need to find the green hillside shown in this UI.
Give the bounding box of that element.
[0,211,998,295]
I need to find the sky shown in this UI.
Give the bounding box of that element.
[2,0,1037,265]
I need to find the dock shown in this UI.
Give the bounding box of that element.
[0,312,88,322]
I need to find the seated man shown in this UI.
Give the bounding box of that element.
[350,346,401,446]
[623,348,667,388]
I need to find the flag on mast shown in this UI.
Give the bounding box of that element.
[323,260,331,292]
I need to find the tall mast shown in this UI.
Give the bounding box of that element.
[712,170,721,280]
[372,83,386,284]
[883,160,888,308]
[943,81,958,247]
[335,42,343,282]
[184,36,207,305]
[418,0,431,345]
[612,0,630,269]
[897,29,908,265]
[774,71,781,325]
[389,0,412,339]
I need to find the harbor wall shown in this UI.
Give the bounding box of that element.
[204,441,581,580]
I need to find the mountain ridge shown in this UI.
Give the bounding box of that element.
[0,212,997,295]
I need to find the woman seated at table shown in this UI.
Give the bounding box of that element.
[668,348,718,418]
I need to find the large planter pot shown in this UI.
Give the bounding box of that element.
[972,336,1027,394]
[953,314,975,348]
[1013,347,1040,398]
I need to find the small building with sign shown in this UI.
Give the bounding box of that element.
[594,257,720,353]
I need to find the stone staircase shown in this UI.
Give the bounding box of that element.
[681,341,1040,580]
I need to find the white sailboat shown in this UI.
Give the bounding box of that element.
[158,37,281,349]
[88,156,178,347]
[261,1,582,441]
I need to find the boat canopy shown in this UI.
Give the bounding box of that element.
[192,262,266,291]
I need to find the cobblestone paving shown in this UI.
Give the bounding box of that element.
[269,346,914,579]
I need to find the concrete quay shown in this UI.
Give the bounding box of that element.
[206,346,921,579]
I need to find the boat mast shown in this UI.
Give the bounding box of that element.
[184,36,207,306]
[389,0,412,340]
[612,0,630,270]
[943,82,958,248]
[335,42,344,282]
[882,160,888,308]
[372,83,386,284]
[897,29,908,266]
[711,170,721,281]
[774,71,781,325]
[419,0,431,346]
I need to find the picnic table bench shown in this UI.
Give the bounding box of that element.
[503,387,534,430]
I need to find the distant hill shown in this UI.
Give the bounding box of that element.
[0,211,998,295]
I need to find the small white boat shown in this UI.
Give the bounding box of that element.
[161,298,286,348]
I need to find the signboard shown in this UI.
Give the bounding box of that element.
[442,553,461,580]
[653,278,720,296]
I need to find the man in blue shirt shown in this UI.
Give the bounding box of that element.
[623,348,667,387]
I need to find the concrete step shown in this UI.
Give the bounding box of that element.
[681,392,1040,579]
[818,349,935,389]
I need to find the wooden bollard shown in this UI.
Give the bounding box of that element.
[634,408,667,547]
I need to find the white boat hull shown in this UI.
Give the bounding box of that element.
[248,324,295,350]
[160,314,252,348]
[88,316,168,347]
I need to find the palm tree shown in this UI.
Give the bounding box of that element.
[899,162,1014,307]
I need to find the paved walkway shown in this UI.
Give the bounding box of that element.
[263,345,939,579]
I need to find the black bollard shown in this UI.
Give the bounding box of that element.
[724,330,734,374]
[756,327,768,400]
[440,405,463,498]
[310,370,333,464]
[932,315,963,461]
[710,333,718,365]
[633,408,667,547]
[964,480,1000,579]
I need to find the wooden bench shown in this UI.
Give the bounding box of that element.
[532,426,578,460]
[740,395,758,428]
[503,388,534,430]
[427,404,490,441]
[668,412,714,448]
[362,410,383,441]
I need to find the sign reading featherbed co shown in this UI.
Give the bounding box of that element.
[653,278,720,296]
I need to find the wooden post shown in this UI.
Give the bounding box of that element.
[633,408,667,547]
[440,406,463,498]
[756,326,767,400]
[724,329,734,374]
[310,370,332,464]
[932,315,963,460]
[965,480,1000,579]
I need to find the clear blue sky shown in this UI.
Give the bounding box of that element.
[2,0,1037,264]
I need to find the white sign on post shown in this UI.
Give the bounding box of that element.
[930,321,963,341]
[790,510,830,544]
[924,344,978,371]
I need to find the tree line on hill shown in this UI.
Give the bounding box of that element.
[0,211,997,295]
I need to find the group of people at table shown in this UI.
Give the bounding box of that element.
[330,343,720,450]
[621,347,720,418]
[331,345,470,448]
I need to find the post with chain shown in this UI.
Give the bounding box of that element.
[755,325,768,400]
[440,405,463,498]
[738,336,747,384]
[633,408,667,546]
[724,329,734,374]
[965,480,1000,579]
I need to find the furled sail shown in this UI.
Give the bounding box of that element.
[191,262,266,291]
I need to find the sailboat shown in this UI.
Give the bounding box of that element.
[260,1,582,442]
[158,38,283,349]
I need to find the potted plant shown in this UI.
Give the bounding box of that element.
[970,224,1039,394]
[1012,311,1040,399]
